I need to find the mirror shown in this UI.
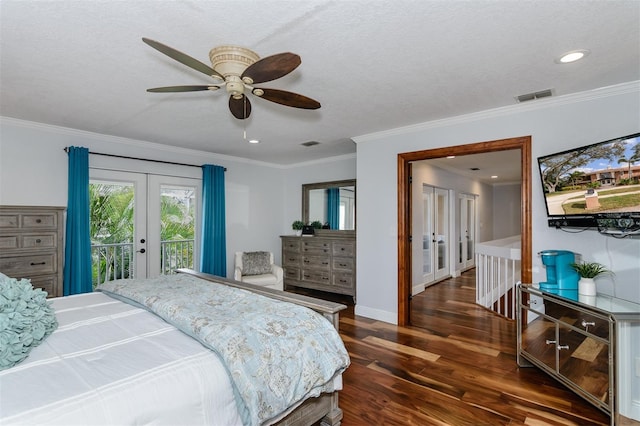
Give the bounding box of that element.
[302,179,356,231]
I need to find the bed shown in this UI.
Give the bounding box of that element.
[0,269,350,426]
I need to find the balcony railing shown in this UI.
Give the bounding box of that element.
[91,239,194,287]
[475,235,521,320]
[160,239,194,275]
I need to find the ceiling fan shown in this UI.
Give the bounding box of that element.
[142,38,321,120]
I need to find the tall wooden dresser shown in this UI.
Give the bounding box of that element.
[0,206,65,298]
[281,232,356,302]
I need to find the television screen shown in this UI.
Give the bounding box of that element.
[537,132,640,222]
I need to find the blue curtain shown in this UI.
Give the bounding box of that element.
[63,146,92,295]
[326,187,340,230]
[200,165,226,276]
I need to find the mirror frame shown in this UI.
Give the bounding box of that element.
[302,179,356,235]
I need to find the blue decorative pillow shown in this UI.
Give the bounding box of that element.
[242,251,272,276]
[0,273,58,370]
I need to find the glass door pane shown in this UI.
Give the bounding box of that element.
[458,193,476,269]
[466,198,475,263]
[434,188,449,280]
[422,186,433,276]
[89,170,147,287]
[147,175,201,277]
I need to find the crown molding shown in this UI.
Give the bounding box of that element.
[353,81,640,144]
[0,116,286,169]
[1,116,358,169]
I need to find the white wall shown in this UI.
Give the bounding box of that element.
[492,183,522,239]
[0,118,355,275]
[354,82,640,323]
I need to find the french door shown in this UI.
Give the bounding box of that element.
[421,185,450,286]
[458,193,476,270]
[89,169,200,284]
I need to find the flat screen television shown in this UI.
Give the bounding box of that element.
[537,131,640,231]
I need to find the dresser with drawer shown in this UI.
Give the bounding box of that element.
[281,233,356,302]
[517,283,640,425]
[0,206,65,297]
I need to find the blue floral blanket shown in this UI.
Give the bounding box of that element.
[97,273,350,426]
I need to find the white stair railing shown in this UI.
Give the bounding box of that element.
[475,235,521,319]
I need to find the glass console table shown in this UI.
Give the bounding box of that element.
[517,283,640,425]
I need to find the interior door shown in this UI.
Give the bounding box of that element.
[433,187,449,281]
[418,185,450,287]
[459,193,476,270]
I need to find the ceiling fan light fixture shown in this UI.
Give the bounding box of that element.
[209,45,259,77]
[225,76,244,97]
[143,38,321,120]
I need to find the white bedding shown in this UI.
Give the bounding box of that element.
[0,292,243,425]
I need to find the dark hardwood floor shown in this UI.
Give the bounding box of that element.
[292,269,618,425]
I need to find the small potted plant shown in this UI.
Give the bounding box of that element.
[292,220,304,236]
[570,261,612,296]
[310,220,323,230]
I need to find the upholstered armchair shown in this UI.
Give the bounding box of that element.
[233,251,284,291]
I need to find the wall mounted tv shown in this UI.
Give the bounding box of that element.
[537,131,640,233]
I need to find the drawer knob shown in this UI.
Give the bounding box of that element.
[36,219,42,223]
[36,239,42,243]
[557,345,570,351]
[581,320,595,330]
[545,340,556,345]
[30,261,46,266]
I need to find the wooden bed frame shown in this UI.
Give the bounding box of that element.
[177,269,347,426]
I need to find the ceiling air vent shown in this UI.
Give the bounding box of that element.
[515,89,554,103]
[301,141,320,147]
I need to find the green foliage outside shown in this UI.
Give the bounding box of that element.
[90,183,195,286]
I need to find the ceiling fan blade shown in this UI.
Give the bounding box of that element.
[147,85,219,93]
[241,53,301,84]
[142,37,223,80]
[229,95,251,119]
[254,88,321,109]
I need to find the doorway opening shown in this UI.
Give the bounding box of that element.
[397,136,532,326]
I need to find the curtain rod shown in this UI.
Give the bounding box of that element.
[63,147,226,171]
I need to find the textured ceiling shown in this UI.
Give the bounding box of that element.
[1,1,639,168]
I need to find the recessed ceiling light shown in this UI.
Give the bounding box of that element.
[491,175,498,179]
[248,139,260,144]
[446,155,455,159]
[556,49,590,64]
